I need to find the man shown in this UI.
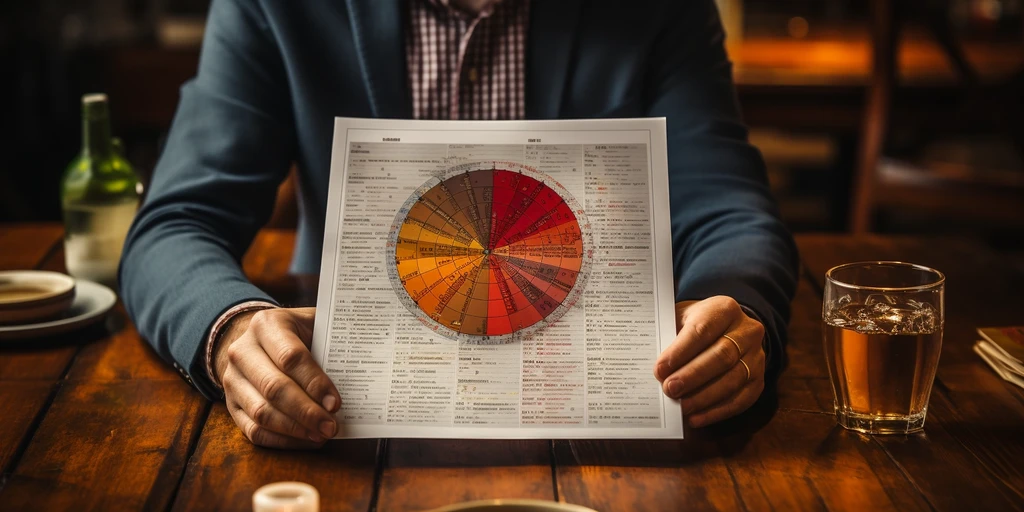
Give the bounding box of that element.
[121,0,799,448]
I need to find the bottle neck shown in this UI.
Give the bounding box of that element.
[82,101,113,158]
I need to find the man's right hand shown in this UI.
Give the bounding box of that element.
[213,307,341,449]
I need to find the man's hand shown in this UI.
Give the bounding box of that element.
[213,307,341,448]
[654,296,766,428]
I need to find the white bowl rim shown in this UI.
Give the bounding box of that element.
[0,271,77,306]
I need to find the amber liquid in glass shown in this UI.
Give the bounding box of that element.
[823,300,942,433]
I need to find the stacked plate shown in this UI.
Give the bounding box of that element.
[0,271,117,341]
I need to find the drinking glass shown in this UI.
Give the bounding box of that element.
[822,262,945,434]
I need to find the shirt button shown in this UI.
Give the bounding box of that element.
[468,67,479,83]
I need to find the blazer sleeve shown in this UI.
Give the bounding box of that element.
[644,0,800,380]
[119,0,292,400]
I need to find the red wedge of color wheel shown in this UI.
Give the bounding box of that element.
[388,162,593,344]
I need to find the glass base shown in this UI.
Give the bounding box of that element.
[835,408,926,435]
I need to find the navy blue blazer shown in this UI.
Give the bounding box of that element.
[120,0,799,400]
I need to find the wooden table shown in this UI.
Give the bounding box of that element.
[2,224,1023,511]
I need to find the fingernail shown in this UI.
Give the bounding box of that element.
[319,420,336,438]
[322,395,338,412]
[666,379,684,397]
[308,432,324,443]
[689,415,704,428]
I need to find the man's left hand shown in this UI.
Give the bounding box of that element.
[654,296,766,427]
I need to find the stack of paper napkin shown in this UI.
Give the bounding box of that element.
[974,327,1024,389]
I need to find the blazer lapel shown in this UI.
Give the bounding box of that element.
[526,0,585,119]
[345,0,411,118]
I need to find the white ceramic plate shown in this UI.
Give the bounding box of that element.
[0,280,117,341]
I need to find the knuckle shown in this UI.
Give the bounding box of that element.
[248,309,272,330]
[251,400,272,426]
[301,404,324,425]
[307,374,333,397]
[221,373,237,393]
[715,341,739,366]
[250,309,287,332]
[225,343,244,365]
[720,297,741,315]
[277,345,306,373]
[244,422,264,444]
[285,417,305,437]
[690,321,712,341]
[260,375,287,402]
[750,321,766,341]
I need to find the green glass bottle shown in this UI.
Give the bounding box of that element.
[61,93,141,288]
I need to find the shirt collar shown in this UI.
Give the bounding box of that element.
[421,0,505,19]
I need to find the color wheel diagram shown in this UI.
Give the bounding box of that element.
[386,161,594,344]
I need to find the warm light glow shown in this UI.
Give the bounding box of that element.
[788,16,810,39]
[975,0,1003,20]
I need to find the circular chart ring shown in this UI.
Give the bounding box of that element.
[386,161,593,345]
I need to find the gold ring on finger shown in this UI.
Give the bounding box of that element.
[723,333,742,358]
[738,358,751,381]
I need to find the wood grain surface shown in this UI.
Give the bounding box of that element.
[1,234,209,510]
[378,440,555,511]
[0,281,211,511]
[171,404,379,512]
[0,381,54,473]
[0,227,76,484]
[2,225,1024,511]
[0,224,62,271]
[1,380,207,510]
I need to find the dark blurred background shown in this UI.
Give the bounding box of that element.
[2,0,1023,258]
